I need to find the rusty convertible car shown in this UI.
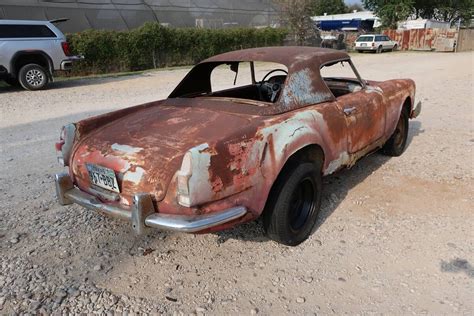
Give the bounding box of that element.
[55,47,421,246]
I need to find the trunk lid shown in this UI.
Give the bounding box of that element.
[71,103,258,205]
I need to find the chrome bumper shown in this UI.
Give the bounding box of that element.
[60,55,84,70]
[54,173,247,235]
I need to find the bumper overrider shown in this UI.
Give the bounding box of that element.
[55,173,247,235]
[411,101,422,119]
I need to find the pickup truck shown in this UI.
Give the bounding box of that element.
[0,19,83,90]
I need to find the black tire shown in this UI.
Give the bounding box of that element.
[392,44,398,52]
[5,77,20,87]
[382,107,409,156]
[18,64,49,91]
[263,162,322,246]
[376,46,383,54]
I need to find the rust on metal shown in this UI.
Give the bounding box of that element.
[384,28,457,52]
[62,46,418,233]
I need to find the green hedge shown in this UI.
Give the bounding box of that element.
[67,23,288,75]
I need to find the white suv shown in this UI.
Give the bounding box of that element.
[0,19,83,90]
[355,34,398,53]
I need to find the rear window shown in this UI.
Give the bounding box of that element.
[0,24,56,38]
[356,36,374,42]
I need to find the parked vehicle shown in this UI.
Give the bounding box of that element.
[355,34,398,53]
[54,47,421,246]
[0,19,83,90]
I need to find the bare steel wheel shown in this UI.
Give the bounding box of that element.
[18,64,49,91]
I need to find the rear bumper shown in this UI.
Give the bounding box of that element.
[55,173,247,234]
[355,46,376,51]
[60,55,84,71]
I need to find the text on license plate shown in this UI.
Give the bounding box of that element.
[86,164,120,193]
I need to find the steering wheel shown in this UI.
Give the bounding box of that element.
[259,69,288,102]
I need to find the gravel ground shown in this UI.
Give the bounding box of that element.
[1,51,473,315]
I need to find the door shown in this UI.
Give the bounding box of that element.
[320,59,386,154]
[383,36,393,49]
[336,90,386,153]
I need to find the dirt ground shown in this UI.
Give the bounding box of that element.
[1,51,473,315]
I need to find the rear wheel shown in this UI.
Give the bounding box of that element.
[18,64,49,91]
[376,46,383,54]
[382,108,409,156]
[263,162,322,246]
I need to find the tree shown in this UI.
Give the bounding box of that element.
[365,0,473,28]
[311,0,347,16]
[433,0,473,26]
[346,3,365,13]
[277,0,316,45]
[413,0,436,19]
[363,0,415,29]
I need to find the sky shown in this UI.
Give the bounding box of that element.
[345,0,363,5]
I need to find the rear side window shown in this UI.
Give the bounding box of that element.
[356,36,374,42]
[0,25,56,38]
[375,36,383,41]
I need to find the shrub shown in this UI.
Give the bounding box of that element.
[67,23,288,75]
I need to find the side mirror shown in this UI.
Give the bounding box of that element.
[229,62,239,85]
[230,62,239,73]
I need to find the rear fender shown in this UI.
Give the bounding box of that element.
[167,108,347,216]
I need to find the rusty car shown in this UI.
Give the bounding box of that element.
[54,47,421,246]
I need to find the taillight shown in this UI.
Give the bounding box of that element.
[372,42,375,47]
[177,152,193,207]
[61,42,71,56]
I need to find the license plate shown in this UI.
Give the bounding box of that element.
[361,43,367,47]
[86,164,120,193]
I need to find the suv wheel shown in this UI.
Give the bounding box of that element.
[263,162,322,246]
[376,46,383,54]
[18,64,49,91]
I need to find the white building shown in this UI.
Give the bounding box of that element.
[397,19,451,30]
[312,11,381,31]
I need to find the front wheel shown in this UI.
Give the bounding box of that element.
[18,64,49,91]
[263,162,322,246]
[5,77,20,87]
[382,108,409,156]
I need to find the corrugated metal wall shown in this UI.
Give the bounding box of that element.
[0,0,281,33]
[384,29,458,52]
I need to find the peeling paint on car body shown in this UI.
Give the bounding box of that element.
[111,143,143,154]
[61,47,419,233]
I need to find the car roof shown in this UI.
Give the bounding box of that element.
[0,19,52,25]
[202,46,350,70]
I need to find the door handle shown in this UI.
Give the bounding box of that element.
[343,106,357,116]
